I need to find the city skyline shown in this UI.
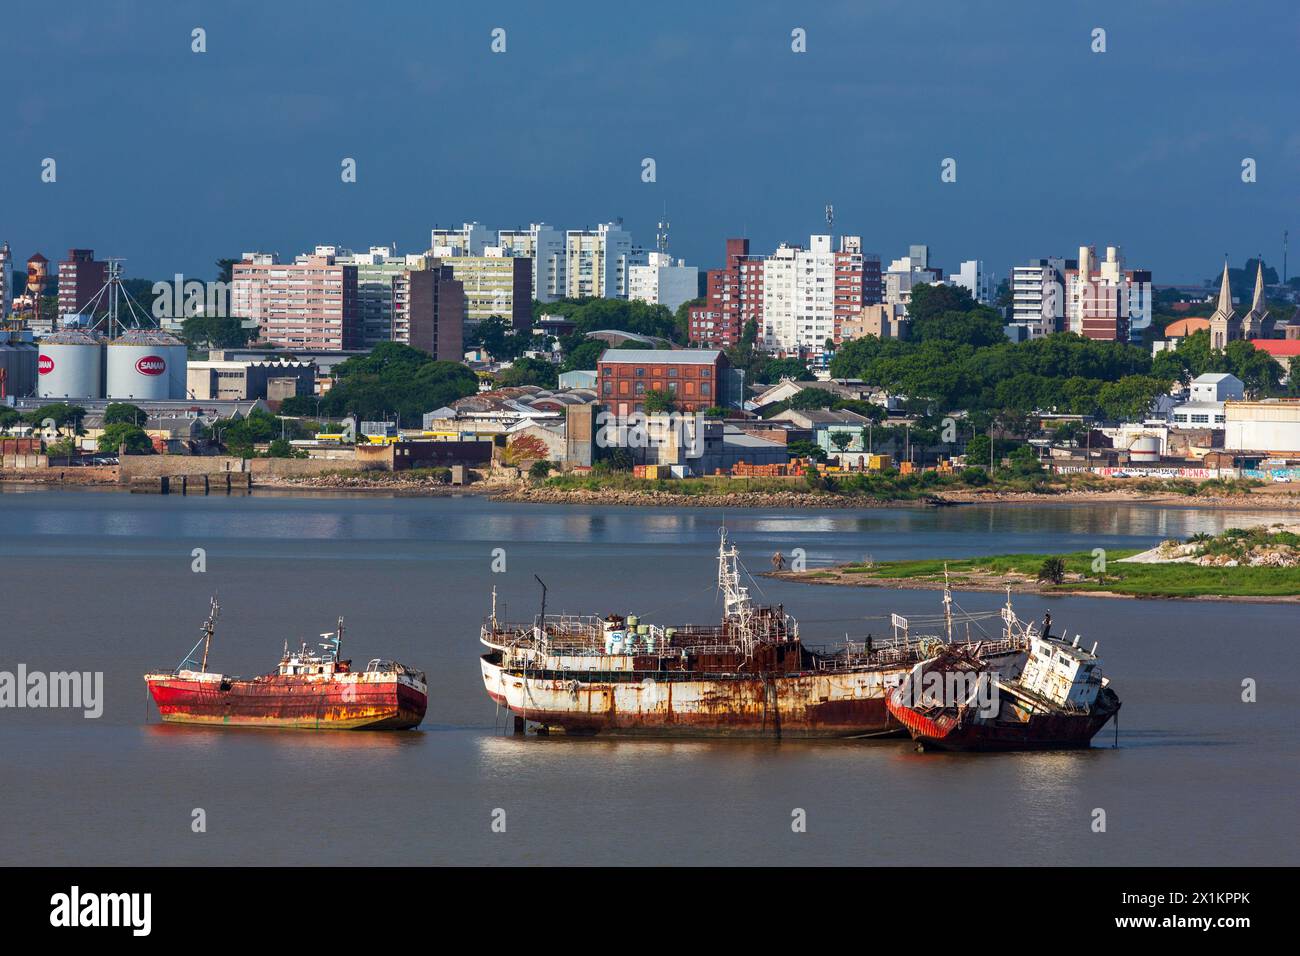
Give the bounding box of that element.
[0,1,1294,285]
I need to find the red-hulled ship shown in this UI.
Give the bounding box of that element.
[145,599,427,730]
[886,609,1121,752]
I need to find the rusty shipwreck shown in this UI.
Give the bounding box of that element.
[887,610,1122,751]
[480,531,1030,738]
[145,599,427,730]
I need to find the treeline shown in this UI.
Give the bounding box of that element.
[829,284,1288,420]
[279,343,479,422]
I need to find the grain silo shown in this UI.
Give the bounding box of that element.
[106,329,187,400]
[0,334,39,398]
[37,329,105,399]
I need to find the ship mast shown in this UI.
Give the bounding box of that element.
[1001,587,1015,641]
[200,596,220,672]
[942,564,953,642]
[717,529,754,651]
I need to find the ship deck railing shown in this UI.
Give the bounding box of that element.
[811,633,1026,668]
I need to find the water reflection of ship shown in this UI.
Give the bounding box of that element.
[480,530,1033,739]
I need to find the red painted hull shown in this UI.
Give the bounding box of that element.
[146,674,427,730]
[887,688,1121,752]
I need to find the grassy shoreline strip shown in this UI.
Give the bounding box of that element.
[831,549,1300,598]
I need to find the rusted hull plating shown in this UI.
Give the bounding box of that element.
[482,654,912,738]
[146,675,427,730]
[887,688,1122,752]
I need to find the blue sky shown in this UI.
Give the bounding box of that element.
[1,0,1295,286]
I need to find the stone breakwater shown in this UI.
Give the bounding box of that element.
[493,484,935,509]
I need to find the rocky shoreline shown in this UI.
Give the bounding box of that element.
[490,484,937,509]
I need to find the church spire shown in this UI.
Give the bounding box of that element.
[1251,259,1266,313]
[1209,259,1240,349]
[1241,258,1270,339]
[1215,260,1234,316]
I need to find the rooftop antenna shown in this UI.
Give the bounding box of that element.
[1283,230,1289,285]
[824,203,835,236]
[656,215,670,255]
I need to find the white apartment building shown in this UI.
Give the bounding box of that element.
[565,222,633,299]
[947,259,992,305]
[884,245,942,310]
[498,223,565,302]
[762,235,837,353]
[1011,257,1074,339]
[628,252,699,313]
[430,222,493,258]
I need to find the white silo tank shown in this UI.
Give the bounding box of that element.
[1130,436,1160,463]
[38,330,105,399]
[107,330,187,400]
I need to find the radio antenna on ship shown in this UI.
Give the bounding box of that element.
[318,616,344,663]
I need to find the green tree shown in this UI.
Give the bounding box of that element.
[181,315,252,349]
[674,298,703,343]
[764,357,814,382]
[103,403,148,426]
[99,422,152,454]
[1097,375,1172,421]
[495,356,558,389]
[965,434,992,467]
[279,343,479,422]
[560,339,605,372]
[788,439,827,462]
[830,431,854,455]
[643,389,676,413]
[1038,556,1066,584]
[24,403,87,434]
[265,438,304,459]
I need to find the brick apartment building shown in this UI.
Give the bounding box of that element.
[58,249,107,318]
[392,264,464,362]
[688,238,764,348]
[231,253,361,350]
[597,348,729,414]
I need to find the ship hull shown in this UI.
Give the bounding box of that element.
[483,652,921,738]
[887,688,1121,752]
[146,674,427,730]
